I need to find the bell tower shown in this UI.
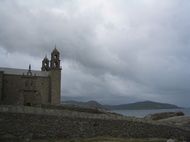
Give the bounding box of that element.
[49,47,62,104]
[50,48,61,69]
[41,55,50,71]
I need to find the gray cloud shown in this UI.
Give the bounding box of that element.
[0,0,190,107]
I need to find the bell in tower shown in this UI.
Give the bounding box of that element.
[41,55,50,71]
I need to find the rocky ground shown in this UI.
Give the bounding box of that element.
[159,116,190,130]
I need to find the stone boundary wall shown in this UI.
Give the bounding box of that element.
[0,105,133,120]
[0,105,190,141]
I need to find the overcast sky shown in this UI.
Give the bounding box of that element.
[0,0,190,107]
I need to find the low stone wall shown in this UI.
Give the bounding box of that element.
[0,105,190,141]
[0,105,130,120]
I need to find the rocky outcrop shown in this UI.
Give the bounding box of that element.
[144,111,190,131]
[144,111,184,121]
[159,116,190,130]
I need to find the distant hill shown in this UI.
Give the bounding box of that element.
[62,100,104,109]
[62,100,181,110]
[103,101,181,110]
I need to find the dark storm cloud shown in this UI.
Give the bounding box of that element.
[0,0,190,107]
[0,0,103,57]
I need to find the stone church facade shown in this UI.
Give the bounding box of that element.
[0,48,61,106]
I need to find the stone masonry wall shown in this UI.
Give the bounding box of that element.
[2,75,22,104]
[1,74,51,105]
[0,105,190,141]
[36,77,51,104]
[49,69,61,104]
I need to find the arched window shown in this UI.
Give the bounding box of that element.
[54,62,57,67]
[54,54,57,59]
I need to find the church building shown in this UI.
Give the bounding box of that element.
[0,48,61,106]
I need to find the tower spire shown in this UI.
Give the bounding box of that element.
[29,64,31,71]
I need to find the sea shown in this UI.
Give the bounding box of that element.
[111,108,190,118]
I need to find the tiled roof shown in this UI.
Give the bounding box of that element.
[0,67,49,77]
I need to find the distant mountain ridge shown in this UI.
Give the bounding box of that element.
[103,101,181,110]
[62,100,181,110]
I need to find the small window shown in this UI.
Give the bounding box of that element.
[25,82,28,87]
[54,62,57,67]
[54,55,57,59]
